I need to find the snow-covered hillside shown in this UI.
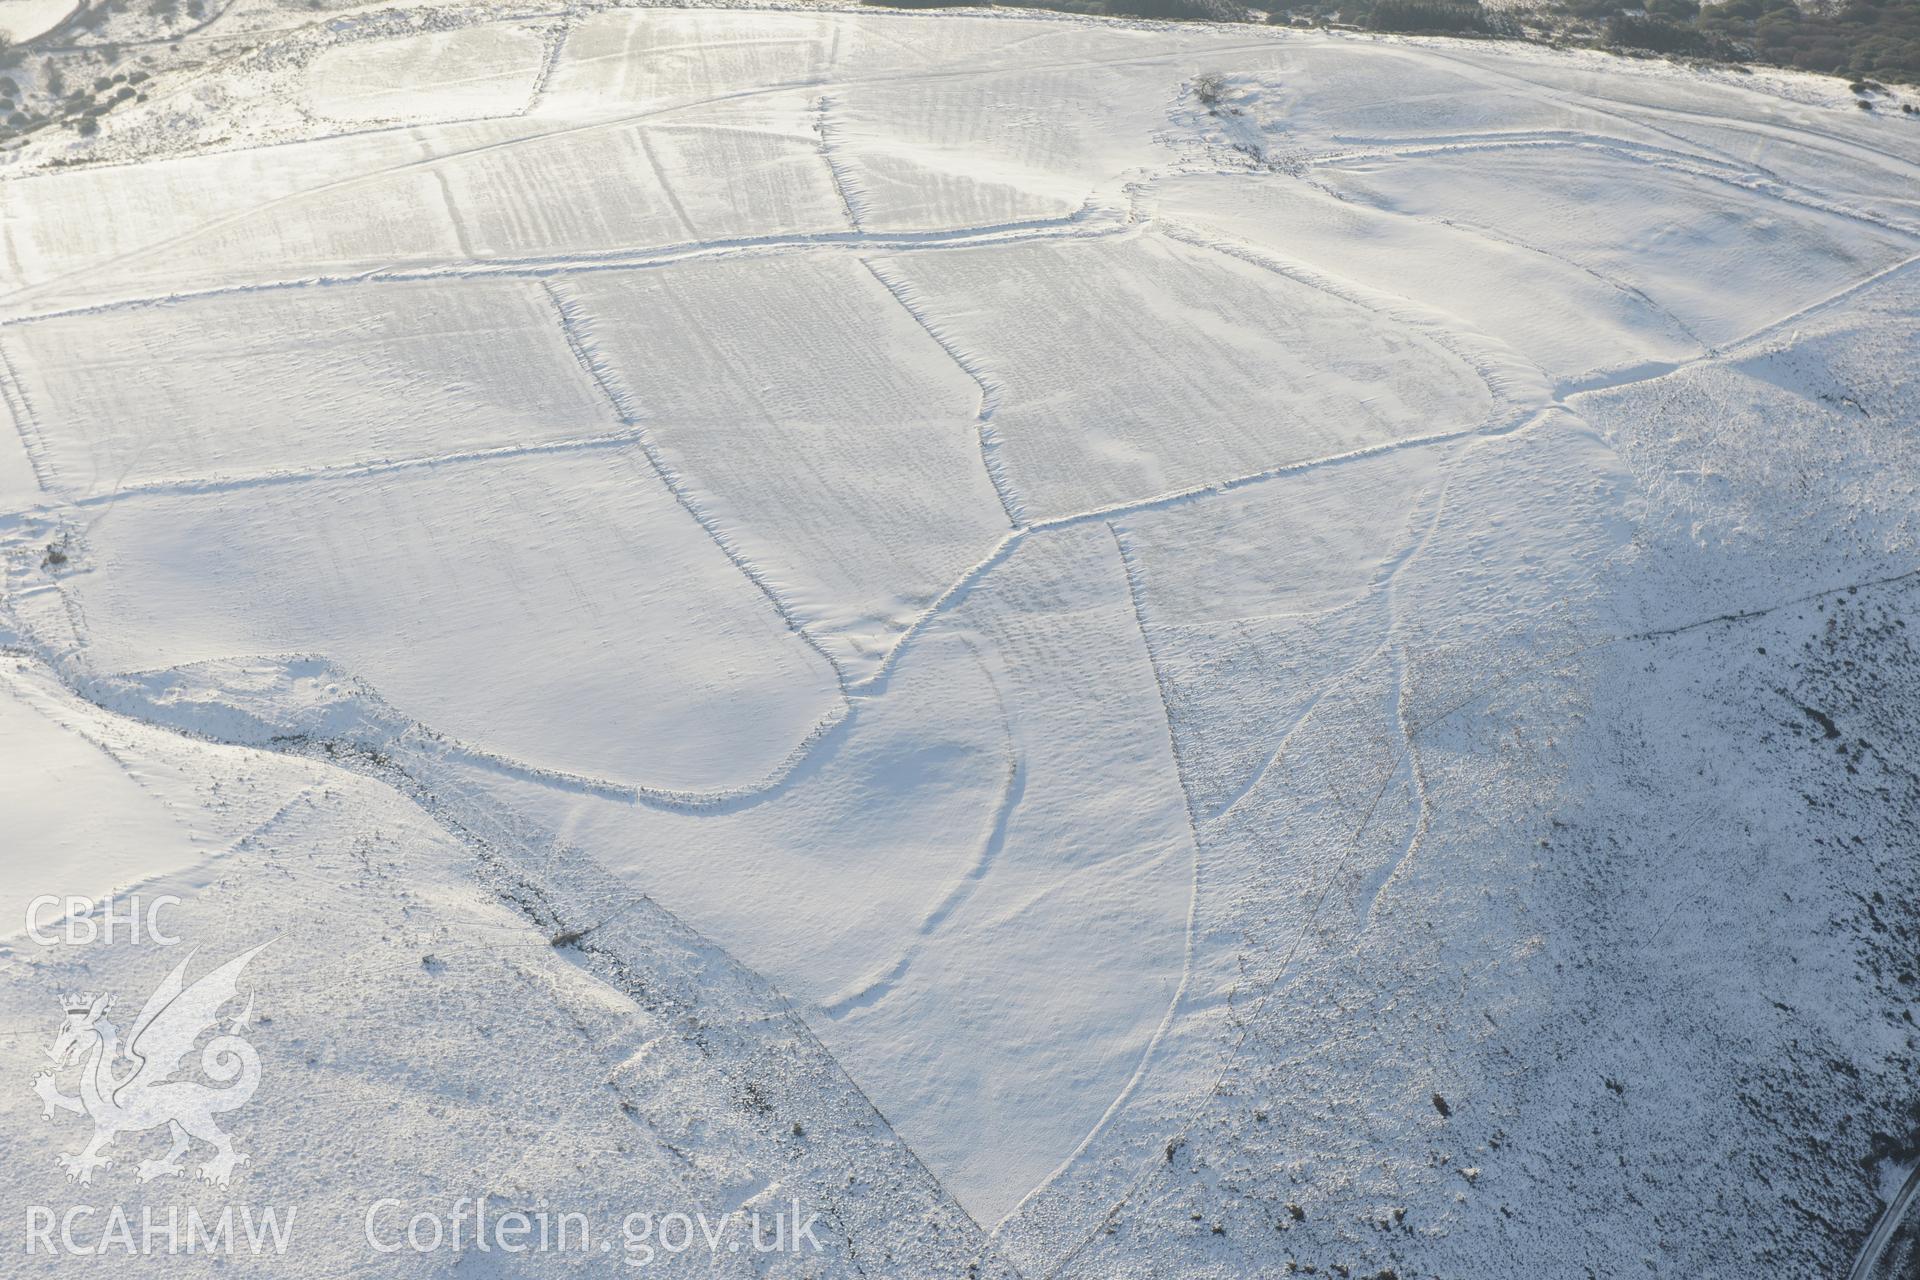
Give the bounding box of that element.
[2,8,1917,1277]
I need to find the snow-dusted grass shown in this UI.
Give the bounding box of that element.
[456,522,1201,1226]
[1240,42,1634,143]
[444,99,853,258]
[566,254,977,429]
[62,447,842,791]
[880,231,1492,519]
[6,279,609,498]
[305,25,547,124]
[0,665,208,940]
[560,254,1009,672]
[1,134,466,311]
[825,56,1172,231]
[0,653,999,1276]
[1320,145,1919,346]
[540,8,845,113]
[1574,259,1920,614]
[1156,173,1699,385]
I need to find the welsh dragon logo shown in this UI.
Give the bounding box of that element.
[31,942,270,1186]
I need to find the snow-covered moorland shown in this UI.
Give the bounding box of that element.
[1,5,1917,1276]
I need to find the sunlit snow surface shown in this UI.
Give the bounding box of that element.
[2,9,1918,1277]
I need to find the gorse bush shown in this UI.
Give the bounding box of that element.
[1598,0,1920,81]
[1367,0,1492,33]
[865,0,1919,78]
[865,0,1250,18]
[1114,0,1249,20]
[1607,11,1713,53]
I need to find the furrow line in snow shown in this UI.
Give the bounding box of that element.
[1107,521,1202,836]
[852,531,1025,697]
[0,335,60,499]
[62,647,855,818]
[860,256,1025,528]
[908,638,1024,940]
[0,216,1135,330]
[859,415,1549,701]
[1361,475,1456,926]
[1158,220,1554,419]
[635,128,702,242]
[1317,127,1746,169]
[823,649,1023,1020]
[1209,636,1390,826]
[541,279,855,692]
[59,428,653,507]
[1313,130,1760,182]
[1358,647,1429,927]
[1030,410,1544,537]
[816,94,872,233]
[0,770,321,952]
[1038,462,1470,1274]
[520,16,570,117]
[1037,687,1416,1280]
[1007,522,1205,1197]
[235,723,997,1247]
[0,21,1288,313]
[1708,249,1920,365]
[1363,201,1705,354]
[1557,251,1920,400]
[1205,441,1459,824]
[1316,134,1920,241]
[394,698,856,816]
[1419,43,1920,201]
[431,168,479,261]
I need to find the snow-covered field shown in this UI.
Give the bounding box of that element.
[0,0,75,43]
[2,7,1917,1277]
